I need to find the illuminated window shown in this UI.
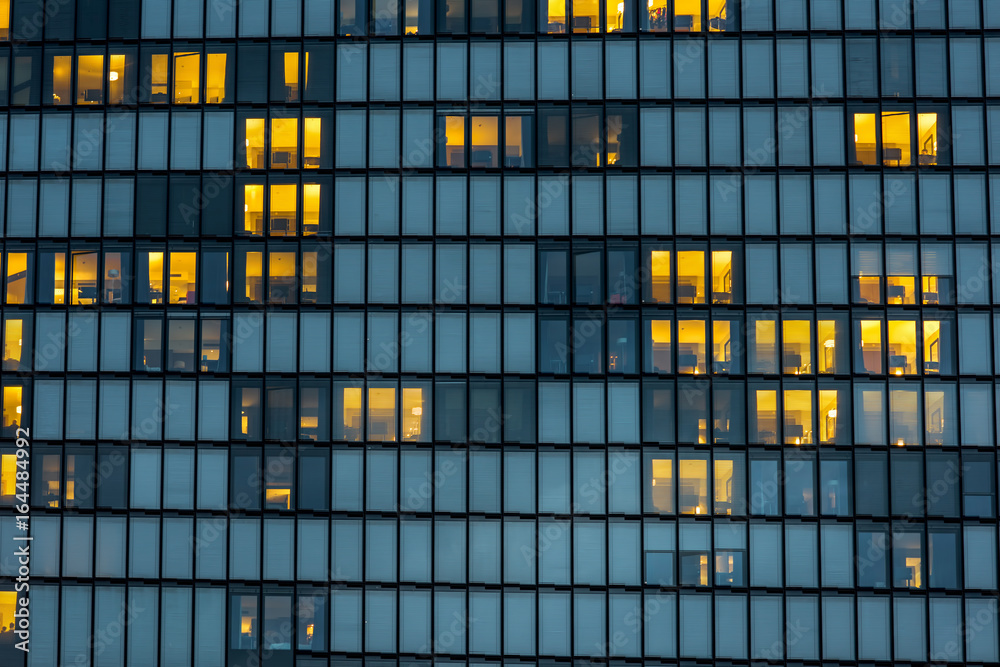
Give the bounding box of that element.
[301,251,319,302]
[677,320,706,374]
[573,0,599,32]
[441,115,466,167]
[713,457,735,515]
[644,0,668,30]
[676,251,705,303]
[239,387,261,439]
[881,111,911,166]
[753,389,778,444]
[402,386,428,441]
[51,54,72,104]
[39,453,59,507]
[339,386,363,441]
[887,275,916,305]
[0,0,9,40]
[302,183,321,235]
[606,108,637,166]
[674,0,701,31]
[711,251,732,304]
[140,251,164,304]
[103,252,125,304]
[242,251,263,303]
[368,387,397,442]
[543,0,567,32]
[5,253,28,304]
[205,52,228,103]
[168,252,197,305]
[173,52,200,103]
[505,115,530,167]
[712,320,732,373]
[818,389,839,444]
[917,113,938,165]
[271,118,299,169]
[282,51,300,102]
[890,387,921,447]
[269,184,298,236]
[51,253,66,305]
[649,250,671,303]
[858,320,883,374]
[647,319,672,373]
[923,320,941,374]
[243,184,265,235]
[69,250,98,305]
[784,389,813,445]
[707,0,729,31]
[303,117,323,168]
[265,455,292,509]
[245,118,266,169]
[924,387,953,445]
[922,274,950,305]
[136,318,163,371]
[200,319,224,372]
[0,454,15,504]
[751,318,778,374]
[678,453,708,514]
[782,319,812,375]
[470,116,499,167]
[108,53,128,104]
[268,251,296,304]
[649,456,674,513]
[76,55,104,104]
[893,532,923,588]
[817,320,840,374]
[2,319,23,370]
[887,319,917,375]
[853,112,877,165]
[150,53,169,102]
[405,0,422,33]
[231,595,258,650]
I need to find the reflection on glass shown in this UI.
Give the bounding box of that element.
[714,457,733,515]
[893,532,923,588]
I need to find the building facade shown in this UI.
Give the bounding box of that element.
[1,0,1000,664]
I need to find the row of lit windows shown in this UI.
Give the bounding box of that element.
[2,373,999,445]
[1,585,997,664]
[6,445,996,521]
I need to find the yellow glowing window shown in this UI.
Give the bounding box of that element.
[301,251,318,302]
[605,0,624,31]
[76,55,104,104]
[51,54,72,105]
[70,251,98,305]
[544,0,567,32]
[649,319,672,373]
[3,319,23,367]
[268,251,296,303]
[819,389,838,444]
[303,184,321,235]
[402,387,425,441]
[784,389,813,445]
[342,387,362,440]
[108,54,127,104]
[368,388,397,442]
[646,0,668,30]
[173,52,200,104]
[505,116,526,165]
[754,390,778,444]
[650,251,671,303]
[711,250,732,304]
[444,116,466,167]
[713,458,734,514]
[304,117,323,168]
[674,0,701,31]
[854,113,877,166]
[5,253,27,304]
[269,184,298,236]
[271,118,299,169]
[168,252,197,304]
[0,0,9,40]
[236,596,258,646]
[917,113,937,165]
[887,275,915,304]
[713,320,732,372]
[2,386,23,431]
[677,320,706,374]
[300,389,320,437]
[200,319,222,371]
[921,276,942,305]
[0,592,15,635]
[145,252,164,304]
[573,0,599,32]
[150,53,169,101]
[244,251,263,303]
[244,119,266,169]
[679,457,708,514]
[817,320,837,374]
[707,0,728,31]
[887,320,917,375]
[0,454,15,500]
[283,52,300,101]
[240,387,259,435]
[856,273,881,304]
[650,458,674,513]
[860,320,882,374]
[266,488,291,509]
[64,455,78,502]
[676,251,705,304]
[881,111,911,166]
[923,320,941,374]
[782,320,812,375]
[205,53,228,103]
[52,253,66,305]
[243,184,265,235]
[753,319,777,373]
[470,116,499,167]
[405,0,421,33]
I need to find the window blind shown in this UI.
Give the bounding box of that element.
[197,381,228,441]
[955,175,987,232]
[61,587,92,665]
[778,40,807,97]
[752,597,783,658]
[470,314,500,373]
[605,174,637,234]
[819,524,852,587]
[159,588,192,667]
[471,42,500,100]
[232,313,263,372]
[537,43,568,99]
[745,176,777,234]
[129,449,161,509]
[193,589,224,667]
[539,383,569,443]
[263,518,293,580]
[369,110,400,168]
[470,177,500,235]
[163,449,194,510]
[195,450,227,509]
[6,180,36,237]
[436,43,467,100]
[296,519,328,581]
[161,518,193,579]
[95,587,125,664]
[403,43,433,100]
[715,595,748,659]
[331,589,362,652]
[779,175,810,233]
[10,115,38,171]
[742,41,774,98]
[336,44,367,101]
[679,595,711,658]
[608,522,639,585]
[572,383,604,444]
[778,110,809,167]
[73,114,103,170]
[538,592,570,655]
[673,41,705,98]
[781,244,813,304]
[606,42,636,99]
[709,107,739,167]
[504,591,535,655]
[365,590,396,652]
[62,518,93,577]
[298,313,330,372]
[929,598,963,663]
[41,113,71,172]
[749,524,781,587]
[138,113,168,170]
[503,246,533,303]
[66,380,96,439]
[98,379,128,440]
[195,518,225,579]
[265,313,296,372]
[571,42,601,99]
[786,597,819,659]
[70,179,101,236]
[573,593,605,655]
[893,598,927,661]
[645,593,677,657]
[304,0,335,34]
[106,113,136,170]
[33,381,64,440]
[128,517,160,577]
[857,596,890,659]
[436,176,467,234]
[607,383,639,444]
[573,522,605,585]
[399,591,431,653]
[784,523,818,587]
[229,519,260,580]
[470,245,499,303]
[401,177,432,235]
[271,0,300,34]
